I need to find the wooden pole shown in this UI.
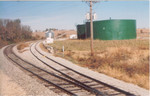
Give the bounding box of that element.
[90,1,94,56]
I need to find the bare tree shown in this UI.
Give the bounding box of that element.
[0,19,33,43]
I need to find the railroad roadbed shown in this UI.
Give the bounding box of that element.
[38,41,149,96]
[0,46,58,96]
[0,41,149,96]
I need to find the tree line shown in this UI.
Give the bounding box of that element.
[0,19,34,48]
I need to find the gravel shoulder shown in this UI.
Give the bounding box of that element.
[0,70,26,96]
[4,41,149,96]
[38,41,149,96]
[0,45,58,96]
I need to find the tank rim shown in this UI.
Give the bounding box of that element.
[93,19,136,22]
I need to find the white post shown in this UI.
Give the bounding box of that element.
[62,46,64,57]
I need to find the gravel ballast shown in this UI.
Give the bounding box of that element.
[38,41,149,96]
[0,45,58,96]
[5,41,149,96]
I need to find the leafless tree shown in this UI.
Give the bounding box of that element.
[0,19,33,43]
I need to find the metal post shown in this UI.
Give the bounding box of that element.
[90,1,94,56]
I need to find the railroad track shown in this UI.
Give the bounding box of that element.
[29,41,136,96]
[4,45,98,96]
[3,42,137,96]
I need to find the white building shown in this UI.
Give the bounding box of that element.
[45,30,54,44]
[69,34,77,39]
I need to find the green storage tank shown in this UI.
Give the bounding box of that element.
[85,22,91,39]
[93,19,136,40]
[76,24,86,39]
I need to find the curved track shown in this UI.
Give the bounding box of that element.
[29,41,136,96]
[3,42,137,96]
[4,45,98,96]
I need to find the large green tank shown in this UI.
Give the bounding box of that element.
[76,24,86,39]
[93,19,136,40]
[85,22,91,39]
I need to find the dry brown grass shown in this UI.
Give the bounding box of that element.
[17,42,30,53]
[137,33,149,37]
[0,39,8,49]
[39,43,49,53]
[49,39,149,89]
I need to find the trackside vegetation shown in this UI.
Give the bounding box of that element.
[49,39,149,89]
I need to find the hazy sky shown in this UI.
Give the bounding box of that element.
[0,1,149,31]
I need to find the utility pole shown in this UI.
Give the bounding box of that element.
[84,0,99,56]
[90,1,94,56]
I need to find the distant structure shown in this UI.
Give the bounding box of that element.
[69,34,77,39]
[45,30,54,44]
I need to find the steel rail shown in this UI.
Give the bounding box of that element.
[11,45,106,96]
[3,45,77,96]
[35,41,136,96]
[31,43,106,96]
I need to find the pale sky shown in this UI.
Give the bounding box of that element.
[0,1,149,31]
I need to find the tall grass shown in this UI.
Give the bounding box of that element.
[49,39,149,89]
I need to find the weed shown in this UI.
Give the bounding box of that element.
[49,39,149,89]
[17,42,30,50]
[39,43,49,53]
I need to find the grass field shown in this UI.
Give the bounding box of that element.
[49,39,149,89]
